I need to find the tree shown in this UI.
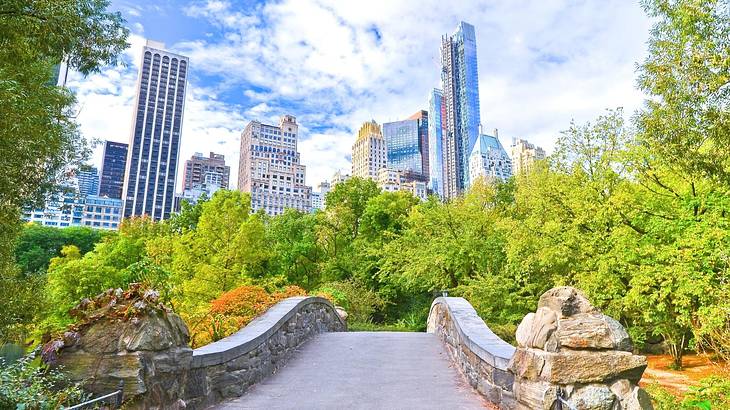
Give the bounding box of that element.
[171,190,270,317]
[0,0,128,342]
[14,224,107,275]
[266,209,323,290]
[636,0,730,182]
[0,0,128,266]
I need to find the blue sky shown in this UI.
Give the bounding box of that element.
[69,0,651,190]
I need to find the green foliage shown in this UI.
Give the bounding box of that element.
[15,224,106,275]
[317,278,387,324]
[0,0,128,344]
[0,358,88,409]
[648,376,730,410]
[266,209,323,289]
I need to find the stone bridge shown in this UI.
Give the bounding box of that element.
[55,288,654,409]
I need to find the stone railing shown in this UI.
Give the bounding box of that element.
[185,296,346,409]
[427,297,517,408]
[427,287,653,410]
[50,291,346,410]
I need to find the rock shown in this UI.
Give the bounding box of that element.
[625,387,654,410]
[335,306,348,322]
[516,312,534,348]
[538,286,597,318]
[556,313,633,352]
[609,379,632,399]
[522,307,557,349]
[567,385,617,410]
[512,379,557,410]
[510,348,647,384]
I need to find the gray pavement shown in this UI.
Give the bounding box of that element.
[213,332,490,410]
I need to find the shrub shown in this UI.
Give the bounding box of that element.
[647,376,730,410]
[0,357,87,409]
[317,279,387,324]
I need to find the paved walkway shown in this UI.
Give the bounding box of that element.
[213,332,489,409]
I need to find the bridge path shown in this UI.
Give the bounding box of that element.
[213,332,490,410]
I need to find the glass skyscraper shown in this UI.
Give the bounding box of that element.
[441,21,481,199]
[122,40,189,221]
[76,167,99,197]
[382,111,429,178]
[428,89,445,197]
[99,141,128,199]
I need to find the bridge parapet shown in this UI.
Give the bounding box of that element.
[428,288,653,409]
[428,297,517,408]
[185,296,346,409]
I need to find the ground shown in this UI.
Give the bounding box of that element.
[640,354,728,395]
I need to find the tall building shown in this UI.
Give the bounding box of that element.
[99,141,128,199]
[382,111,429,179]
[510,138,546,175]
[352,120,387,180]
[468,130,512,184]
[428,89,446,197]
[441,21,481,199]
[237,114,312,216]
[81,196,123,230]
[76,167,99,197]
[183,152,230,190]
[122,40,189,221]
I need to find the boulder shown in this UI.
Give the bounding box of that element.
[538,286,597,318]
[511,286,653,409]
[44,284,192,409]
[556,313,633,352]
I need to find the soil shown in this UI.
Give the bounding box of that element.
[640,354,728,395]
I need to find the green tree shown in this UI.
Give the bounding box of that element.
[171,190,270,317]
[14,224,107,275]
[266,209,323,290]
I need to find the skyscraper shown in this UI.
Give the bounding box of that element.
[99,141,128,199]
[428,89,446,197]
[468,130,512,184]
[441,21,481,199]
[183,152,230,190]
[510,138,546,175]
[382,111,429,179]
[122,40,189,221]
[352,120,387,180]
[76,166,99,197]
[237,114,312,216]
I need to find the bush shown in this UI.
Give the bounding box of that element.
[647,377,730,410]
[0,357,87,409]
[317,279,386,324]
[189,285,309,348]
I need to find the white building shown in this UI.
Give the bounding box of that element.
[311,192,324,212]
[331,171,351,186]
[22,179,122,231]
[468,131,512,184]
[352,120,387,180]
[81,196,123,230]
[237,115,312,216]
[376,168,428,201]
[510,138,546,175]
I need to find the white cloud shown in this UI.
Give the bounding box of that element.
[72,0,652,191]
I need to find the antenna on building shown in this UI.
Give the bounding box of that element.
[494,128,499,139]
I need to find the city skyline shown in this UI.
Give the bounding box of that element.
[68,1,650,190]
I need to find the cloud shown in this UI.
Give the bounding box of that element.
[71,0,651,191]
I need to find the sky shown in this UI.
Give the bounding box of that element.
[68,0,652,191]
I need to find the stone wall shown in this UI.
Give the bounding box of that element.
[185,296,346,409]
[48,290,345,410]
[427,297,517,409]
[427,288,653,410]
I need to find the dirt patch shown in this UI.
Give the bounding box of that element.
[640,354,727,395]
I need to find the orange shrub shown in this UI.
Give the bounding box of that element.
[209,285,271,317]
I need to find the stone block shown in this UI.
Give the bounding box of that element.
[510,348,647,384]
